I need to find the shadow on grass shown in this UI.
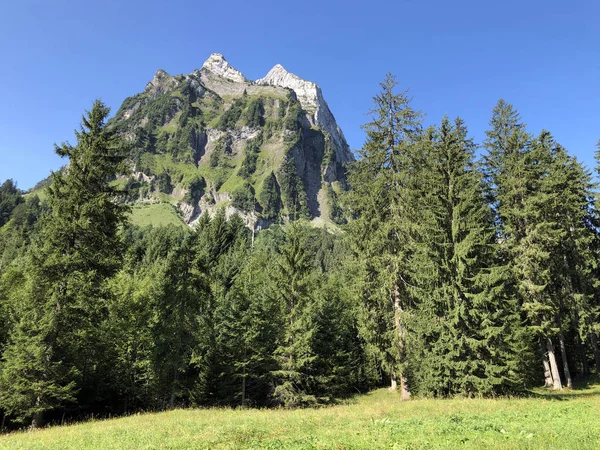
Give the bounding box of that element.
[522,374,600,401]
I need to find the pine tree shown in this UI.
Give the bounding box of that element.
[405,117,526,396]
[345,74,422,398]
[152,232,207,408]
[0,100,128,426]
[271,223,319,406]
[0,180,23,227]
[260,172,282,221]
[539,138,597,385]
[213,244,280,405]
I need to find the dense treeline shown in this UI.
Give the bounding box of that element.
[1,77,600,428]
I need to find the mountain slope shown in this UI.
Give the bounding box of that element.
[110,53,353,228]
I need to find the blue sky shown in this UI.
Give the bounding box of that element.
[1,0,598,189]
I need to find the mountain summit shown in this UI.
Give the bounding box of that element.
[112,53,354,228]
[257,64,350,159]
[201,53,247,83]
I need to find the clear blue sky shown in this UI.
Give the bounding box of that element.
[1,0,598,189]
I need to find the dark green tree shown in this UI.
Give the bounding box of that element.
[344,73,422,398]
[405,117,526,396]
[271,223,319,406]
[259,172,282,220]
[244,98,265,128]
[0,179,23,227]
[0,100,129,426]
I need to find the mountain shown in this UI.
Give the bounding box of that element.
[110,53,354,228]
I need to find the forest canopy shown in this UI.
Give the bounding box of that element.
[1,77,599,429]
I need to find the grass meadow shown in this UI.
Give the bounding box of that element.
[2,377,600,449]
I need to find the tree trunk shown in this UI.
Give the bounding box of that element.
[241,343,247,406]
[390,373,397,391]
[393,281,411,399]
[590,332,600,373]
[542,355,553,387]
[558,332,573,388]
[400,374,411,400]
[578,335,590,377]
[546,336,563,390]
[31,396,43,429]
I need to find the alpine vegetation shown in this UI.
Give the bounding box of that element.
[0,58,599,431]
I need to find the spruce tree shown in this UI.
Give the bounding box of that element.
[271,223,319,406]
[345,74,422,398]
[0,100,128,426]
[406,117,525,396]
[0,180,23,227]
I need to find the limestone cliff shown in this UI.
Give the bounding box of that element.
[111,53,353,228]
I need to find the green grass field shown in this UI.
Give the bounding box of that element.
[2,379,600,449]
[130,203,186,228]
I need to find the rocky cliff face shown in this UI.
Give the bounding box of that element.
[257,64,352,166]
[112,53,353,228]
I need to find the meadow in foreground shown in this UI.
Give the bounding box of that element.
[2,378,600,449]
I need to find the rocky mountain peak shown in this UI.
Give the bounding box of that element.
[145,69,178,96]
[201,53,247,83]
[257,64,352,163]
[257,64,320,110]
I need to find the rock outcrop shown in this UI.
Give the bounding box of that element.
[112,53,354,228]
[257,64,352,164]
[201,53,247,83]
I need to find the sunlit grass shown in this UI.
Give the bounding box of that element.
[130,203,186,228]
[3,378,600,449]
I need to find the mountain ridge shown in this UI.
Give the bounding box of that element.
[95,53,354,228]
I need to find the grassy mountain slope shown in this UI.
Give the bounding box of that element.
[107,54,353,228]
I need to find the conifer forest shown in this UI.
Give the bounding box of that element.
[1,74,600,431]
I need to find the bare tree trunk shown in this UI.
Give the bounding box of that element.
[390,373,397,391]
[393,281,411,399]
[400,374,411,400]
[546,336,563,390]
[590,332,600,373]
[558,332,573,388]
[542,355,553,387]
[168,370,177,409]
[31,396,43,429]
[241,343,247,406]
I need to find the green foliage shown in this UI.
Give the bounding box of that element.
[210,137,229,168]
[404,117,526,396]
[243,98,265,128]
[183,174,205,205]
[0,100,130,426]
[0,179,23,227]
[2,71,600,432]
[325,184,345,225]
[279,155,310,220]
[231,182,256,212]
[259,172,282,221]
[156,172,172,194]
[238,135,262,178]
[284,101,302,132]
[217,98,246,131]
[344,73,423,394]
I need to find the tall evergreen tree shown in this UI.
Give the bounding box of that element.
[0,100,128,426]
[271,223,319,406]
[406,117,526,396]
[345,74,422,398]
